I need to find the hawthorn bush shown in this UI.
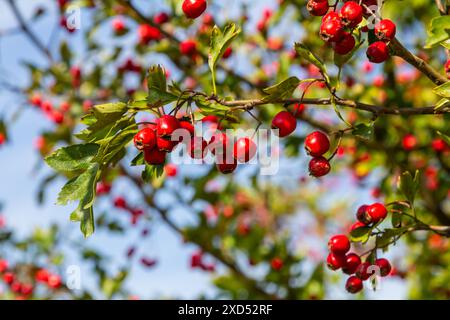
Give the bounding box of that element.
[0,0,449,299]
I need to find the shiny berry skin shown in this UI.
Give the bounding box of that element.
[0,259,8,273]
[339,1,363,28]
[182,0,207,19]
[188,137,208,159]
[320,18,344,42]
[333,32,356,55]
[3,272,15,285]
[342,253,361,275]
[209,132,230,155]
[216,158,237,174]
[366,41,389,63]
[327,252,346,270]
[144,147,166,165]
[355,261,371,280]
[180,40,197,56]
[157,115,180,138]
[322,11,340,22]
[305,131,330,157]
[156,137,178,152]
[307,0,329,17]
[47,274,62,289]
[402,134,417,151]
[309,157,331,177]
[271,257,283,271]
[346,276,363,293]
[233,137,257,163]
[431,138,448,153]
[356,205,369,223]
[179,121,195,137]
[349,221,367,233]
[366,203,387,223]
[374,19,396,42]
[328,234,350,255]
[134,128,156,151]
[222,47,233,59]
[375,258,392,277]
[271,111,297,137]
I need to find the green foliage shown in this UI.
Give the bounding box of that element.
[398,170,420,205]
[425,16,450,48]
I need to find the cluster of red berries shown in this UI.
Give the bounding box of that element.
[113,196,145,225]
[350,203,388,231]
[307,1,396,63]
[0,259,62,299]
[29,93,67,124]
[182,0,207,19]
[305,131,331,177]
[190,251,215,272]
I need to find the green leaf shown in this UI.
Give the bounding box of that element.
[433,81,450,98]
[95,126,138,165]
[194,96,240,122]
[294,43,329,82]
[352,123,374,140]
[208,23,241,94]
[262,77,300,102]
[45,143,99,172]
[375,228,408,250]
[60,41,72,65]
[147,65,177,108]
[350,226,371,243]
[398,170,420,205]
[57,164,99,206]
[130,152,145,166]
[391,210,402,228]
[142,164,164,183]
[437,131,450,145]
[435,98,450,110]
[425,16,450,49]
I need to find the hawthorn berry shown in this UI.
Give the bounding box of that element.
[47,274,62,289]
[222,47,233,59]
[431,138,448,153]
[366,203,387,223]
[345,276,363,293]
[342,253,362,275]
[112,18,126,34]
[0,259,8,273]
[188,137,208,159]
[307,0,329,17]
[375,258,392,277]
[0,133,5,146]
[320,17,344,42]
[355,261,371,280]
[356,205,369,223]
[333,32,356,55]
[271,111,297,137]
[179,120,195,137]
[309,157,331,177]
[271,257,284,271]
[134,127,156,151]
[138,24,161,44]
[374,19,396,42]
[366,41,390,63]
[182,0,207,19]
[113,196,127,209]
[209,132,230,155]
[35,269,50,283]
[157,115,180,138]
[402,134,417,151]
[445,59,450,79]
[233,137,257,163]
[144,147,167,165]
[349,221,366,232]
[339,1,363,28]
[328,234,350,255]
[164,164,178,177]
[156,137,178,152]
[216,156,238,174]
[11,282,22,293]
[180,40,197,56]
[322,11,340,22]
[20,284,33,296]
[3,272,14,285]
[327,252,346,270]
[153,12,170,25]
[305,131,330,157]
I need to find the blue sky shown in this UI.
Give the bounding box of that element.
[0,0,408,299]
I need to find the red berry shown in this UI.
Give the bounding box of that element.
[21,284,34,296]
[305,131,330,157]
[346,276,363,293]
[366,41,389,63]
[431,138,448,153]
[164,164,178,177]
[30,93,42,107]
[134,128,156,151]
[191,251,203,268]
[223,47,233,59]
[366,203,387,223]
[35,269,50,283]
[233,137,257,163]
[112,18,125,33]
[293,103,306,116]
[209,132,230,155]
[153,12,170,25]
[374,19,396,42]
[309,157,331,177]
[307,0,329,17]
[47,274,62,289]
[402,134,417,151]
[182,0,207,19]
[157,115,180,138]
[355,261,371,280]
[322,11,340,22]
[113,196,127,209]
[375,258,391,277]
[270,257,283,271]
[445,60,450,79]
[349,221,367,233]
[188,137,208,159]
[140,257,157,268]
[11,281,22,293]
[156,137,178,152]
[339,1,363,28]
[3,272,14,285]
[320,17,344,42]
[0,259,8,273]
[342,253,361,275]
[138,24,161,44]
[356,205,369,223]
[271,111,297,137]
[51,110,64,124]
[144,147,167,165]
[333,32,356,55]
[179,121,195,137]
[327,252,346,270]
[216,156,237,174]
[328,234,350,255]
[180,40,197,56]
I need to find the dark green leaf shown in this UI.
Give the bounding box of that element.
[147,65,177,108]
[352,123,374,140]
[398,170,420,205]
[262,77,300,102]
[45,143,99,172]
[350,226,371,243]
